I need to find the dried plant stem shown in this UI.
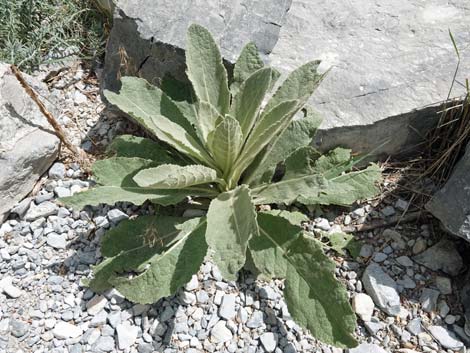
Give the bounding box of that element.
[11,65,91,171]
[344,211,423,233]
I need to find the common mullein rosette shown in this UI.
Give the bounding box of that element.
[61,24,381,348]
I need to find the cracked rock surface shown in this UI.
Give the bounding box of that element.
[103,0,470,157]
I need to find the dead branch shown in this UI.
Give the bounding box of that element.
[10,65,91,172]
[343,211,424,233]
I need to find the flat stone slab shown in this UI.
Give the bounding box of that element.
[426,143,470,242]
[103,0,470,157]
[0,63,59,222]
[362,263,401,316]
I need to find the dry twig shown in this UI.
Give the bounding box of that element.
[344,211,423,233]
[10,65,91,172]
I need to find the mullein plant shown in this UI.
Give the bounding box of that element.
[62,24,381,348]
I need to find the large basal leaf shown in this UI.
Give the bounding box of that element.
[282,146,321,180]
[60,186,191,210]
[93,157,155,186]
[248,212,301,279]
[244,209,308,278]
[101,216,186,258]
[262,209,309,225]
[207,115,244,176]
[230,67,273,137]
[264,61,325,113]
[104,77,214,167]
[89,216,207,304]
[297,164,381,206]
[249,213,357,348]
[196,101,224,143]
[244,107,323,186]
[133,164,219,189]
[313,147,355,178]
[252,165,380,206]
[106,135,184,165]
[89,215,184,291]
[230,100,299,182]
[205,185,258,280]
[60,158,196,209]
[283,239,357,348]
[105,77,196,139]
[160,75,202,142]
[252,174,326,206]
[251,147,381,206]
[186,24,230,116]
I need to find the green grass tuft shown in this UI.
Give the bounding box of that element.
[0,0,107,72]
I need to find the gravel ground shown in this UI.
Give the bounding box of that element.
[0,62,469,353]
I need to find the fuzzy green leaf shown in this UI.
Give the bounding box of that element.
[106,135,183,164]
[92,157,155,186]
[89,216,207,303]
[283,238,357,348]
[231,42,265,95]
[249,213,357,348]
[283,146,321,179]
[252,148,381,206]
[244,107,323,185]
[161,74,196,104]
[249,212,302,278]
[105,77,196,138]
[242,62,325,184]
[230,67,273,136]
[264,61,325,113]
[206,185,258,280]
[231,100,299,182]
[134,164,219,189]
[313,147,355,178]
[246,100,300,152]
[243,100,299,159]
[253,165,380,206]
[59,186,190,210]
[322,232,362,258]
[101,215,186,258]
[208,115,244,175]
[252,174,324,206]
[297,164,381,206]
[104,78,214,167]
[60,156,194,209]
[196,101,224,143]
[269,69,282,91]
[160,75,201,139]
[186,24,230,116]
[262,209,309,225]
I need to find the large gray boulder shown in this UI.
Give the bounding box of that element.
[0,64,59,222]
[426,143,470,242]
[102,0,470,156]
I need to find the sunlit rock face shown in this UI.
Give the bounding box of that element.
[102,0,470,157]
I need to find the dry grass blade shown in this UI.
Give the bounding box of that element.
[10,64,92,172]
[422,95,470,185]
[421,31,470,186]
